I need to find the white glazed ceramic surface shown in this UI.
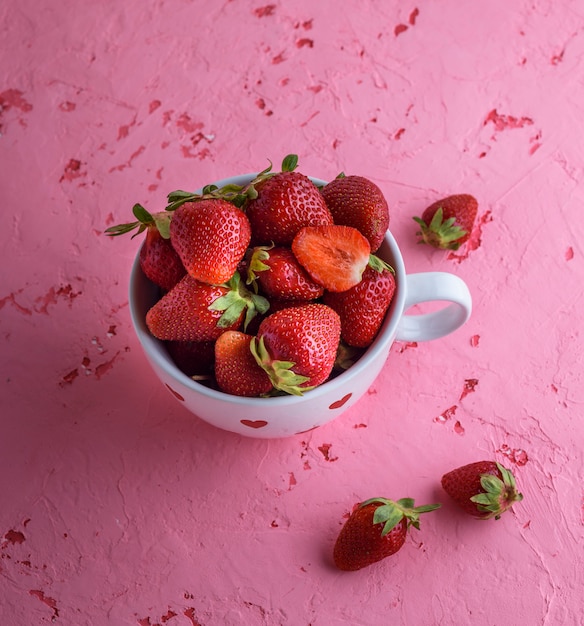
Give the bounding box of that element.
[129,174,472,438]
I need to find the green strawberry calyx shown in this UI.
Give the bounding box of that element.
[165,153,299,212]
[104,204,172,239]
[471,462,524,520]
[245,245,274,290]
[368,254,395,274]
[208,272,270,331]
[359,497,442,535]
[249,335,314,397]
[413,206,467,250]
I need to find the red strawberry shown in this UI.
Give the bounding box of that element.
[169,199,251,285]
[165,340,215,378]
[413,194,478,250]
[324,258,396,347]
[247,246,324,301]
[441,461,523,520]
[105,203,185,290]
[321,175,390,252]
[246,171,333,245]
[291,225,371,292]
[333,497,441,571]
[140,226,186,291]
[146,272,268,342]
[251,303,341,395]
[214,331,273,397]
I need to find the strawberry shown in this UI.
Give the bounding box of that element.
[324,258,396,347]
[413,194,478,250]
[251,303,341,395]
[105,203,185,290]
[441,461,523,520]
[214,331,273,397]
[169,199,251,285]
[291,225,371,292]
[247,245,324,301]
[146,272,268,342]
[140,226,186,291]
[333,497,441,571]
[165,340,215,378]
[246,170,333,245]
[321,174,390,252]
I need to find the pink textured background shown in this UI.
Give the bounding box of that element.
[1,1,583,624]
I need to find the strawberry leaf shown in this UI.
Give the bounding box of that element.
[281,154,298,172]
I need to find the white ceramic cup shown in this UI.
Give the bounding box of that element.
[129,174,472,438]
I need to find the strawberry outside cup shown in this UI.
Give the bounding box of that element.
[128,175,472,439]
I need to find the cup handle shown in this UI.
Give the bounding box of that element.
[395,272,472,342]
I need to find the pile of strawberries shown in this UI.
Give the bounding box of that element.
[107,155,396,397]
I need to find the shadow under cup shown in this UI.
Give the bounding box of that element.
[128,175,471,439]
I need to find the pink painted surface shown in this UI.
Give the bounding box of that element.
[1,1,583,624]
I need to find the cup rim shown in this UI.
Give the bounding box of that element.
[128,173,408,405]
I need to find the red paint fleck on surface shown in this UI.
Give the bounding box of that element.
[34,284,82,314]
[176,113,204,134]
[317,443,338,462]
[149,100,162,113]
[29,590,59,618]
[94,353,120,380]
[0,88,33,112]
[394,127,406,140]
[58,101,76,112]
[272,52,286,64]
[254,5,276,17]
[409,8,420,25]
[395,340,418,353]
[165,384,185,402]
[551,50,564,65]
[498,444,529,466]
[60,368,79,386]
[296,38,314,48]
[329,393,352,409]
[109,145,146,172]
[470,334,480,347]
[288,472,297,489]
[241,419,268,429]
[60,158,85,182]
[484,109,533,131]
[161,609,177,622]
[453,420,465,435]
[434,405,457,424]
[3,530,25,545]
[460,378,479,400]
[565,246,574,261]
[183,608,202,626]
[394,24,408,36]
[353,423,367,429]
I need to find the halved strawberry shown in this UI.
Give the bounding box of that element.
[321,174,390,252]
[170,199,251,285]
[247,245,324,301]
[214,331,273,397]
[251,303,341,395]
[246,171,333,245]
[291,225,371,292]
[324,259,396,347]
